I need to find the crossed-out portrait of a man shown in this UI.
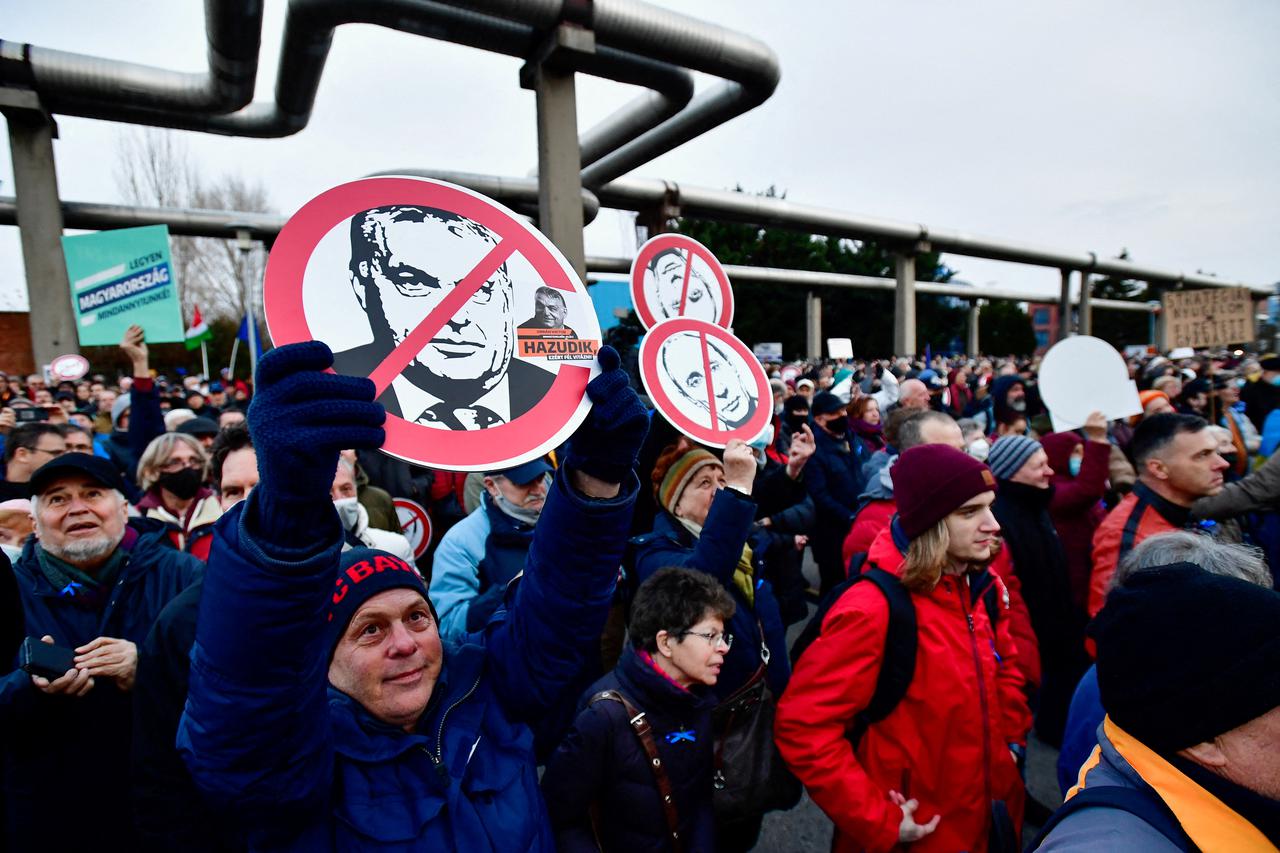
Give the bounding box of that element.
[331,205,555,430]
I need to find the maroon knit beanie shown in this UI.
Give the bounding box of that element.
[891,444,997,538]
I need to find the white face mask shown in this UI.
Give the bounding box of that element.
[333,497,361,532]
[967,438,990,461]
[0,543,21,565]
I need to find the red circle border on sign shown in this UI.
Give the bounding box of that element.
[263,176,596,471]
[392,497,433,559]
[629,234,734,331]
[638,317,771,449]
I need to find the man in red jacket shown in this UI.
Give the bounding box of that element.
[1088,413,1227,617]
[777,445,1031,853]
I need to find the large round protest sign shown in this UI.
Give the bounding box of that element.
[639,317,771,448]
[263,176,601,471]
[1039,335,1141,433]
[393,497,433,560]
[49,354,90,382]
[630,234,734,331]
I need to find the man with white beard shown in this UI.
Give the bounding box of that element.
[0,454,201,851]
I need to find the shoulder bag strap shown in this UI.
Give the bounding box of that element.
[589,690,685,853]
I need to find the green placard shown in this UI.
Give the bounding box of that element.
[61,224,184,345]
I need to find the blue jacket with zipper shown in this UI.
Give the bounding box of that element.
[178,467,638,852]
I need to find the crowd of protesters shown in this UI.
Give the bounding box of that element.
[1,324,1278,852]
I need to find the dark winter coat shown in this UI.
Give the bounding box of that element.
[991,479,1090,745]
[542,646,718,852]
[804,425,866,531]
[0,519,202,852]
[1040,434,1111,612]
[633,489,791,701]
[131,578,242,852]
[178,469,638,852]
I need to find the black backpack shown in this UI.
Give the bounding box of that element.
[789,564,1002,744]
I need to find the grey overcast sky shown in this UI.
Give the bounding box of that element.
[2,0,1277,315]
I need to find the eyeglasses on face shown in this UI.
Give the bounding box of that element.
[679,629,733,649]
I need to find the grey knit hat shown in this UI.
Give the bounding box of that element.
[987,435,1042,481]
[111,393,131,430]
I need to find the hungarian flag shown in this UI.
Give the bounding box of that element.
[185,306,213,350]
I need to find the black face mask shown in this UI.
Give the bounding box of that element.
[823,416,849,436]
[786,413,808,432]
[156,467,203,500]
[1221,453,1239,471]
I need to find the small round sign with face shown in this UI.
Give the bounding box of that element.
[630,234,734,330]
[392,497,433,560]
[49,354,90,383]
[639,317,771,448]
[263,176,603,471]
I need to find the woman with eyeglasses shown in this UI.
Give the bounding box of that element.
[541,567,734,853]
[135,432,222,560]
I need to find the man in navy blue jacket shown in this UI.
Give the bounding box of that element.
[178,342,648,851]
[804,391,866,593]
[1,453,202,852]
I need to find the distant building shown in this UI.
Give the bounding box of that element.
[1027,302,1061,354]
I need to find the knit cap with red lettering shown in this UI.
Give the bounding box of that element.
[891,444,998,538]
[327,547,431,657]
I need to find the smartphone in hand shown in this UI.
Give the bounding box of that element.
[19,637,76,680]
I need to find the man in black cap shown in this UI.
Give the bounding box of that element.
[1038,563,1280,850]
[0,453,202,851]
[176,415,220,450]
[429,456,552,644]
[804,391,866,593]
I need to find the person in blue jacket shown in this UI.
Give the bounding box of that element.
[1,453,202,852]
[631,439,792,851]
[542,567,734,852]
[178,341,648,852]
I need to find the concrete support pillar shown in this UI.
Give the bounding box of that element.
[805,291,822,361]
[1078,272,1093,336]
[1058,268,1073,342]
[893,252,917,356]
[968,301,981,355]
[1,89,77,367]
[522,24,593,283]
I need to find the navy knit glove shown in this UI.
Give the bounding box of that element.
[246,342,386,542]
[564,345,649,485]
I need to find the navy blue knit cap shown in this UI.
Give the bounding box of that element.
[986,435,1041,480]
[328,547,430,657]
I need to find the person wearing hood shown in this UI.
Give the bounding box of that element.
[134,433,222,561]
[988,375,1028,434]
[428,456,553,645]
[331,458,416,566]
[776,394,810,458]
[541,568,733,852]
[803,391,868,594]
[1038,414,1112,613]
[988,435,1090,747]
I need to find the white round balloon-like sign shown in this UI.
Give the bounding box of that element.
[262,177,602,472]
[1039,335,1141,432]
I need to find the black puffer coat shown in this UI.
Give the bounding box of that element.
[542,645,719,852]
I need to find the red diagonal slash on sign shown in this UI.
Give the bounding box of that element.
[698,330,720,431]
[365,239,516,397]
[678,249,694,316]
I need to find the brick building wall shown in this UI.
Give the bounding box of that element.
[0,312,35,376]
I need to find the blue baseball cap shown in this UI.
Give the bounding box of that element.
[487,456,553,485]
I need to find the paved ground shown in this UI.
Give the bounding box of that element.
[750,556,1064,851]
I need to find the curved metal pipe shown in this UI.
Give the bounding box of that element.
[440,0,781,188]
[2,0,694,173]
[0,0,263,114]
[362,170,601,223]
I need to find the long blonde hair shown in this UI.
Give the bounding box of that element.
[900,518,951,592]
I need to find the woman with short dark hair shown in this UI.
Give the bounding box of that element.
[542,567,735,852]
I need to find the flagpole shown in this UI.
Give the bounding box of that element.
[228,337,240,380]
[200,340,209,381]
